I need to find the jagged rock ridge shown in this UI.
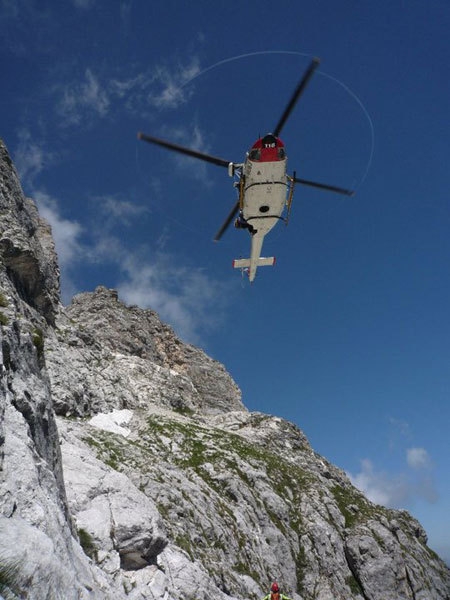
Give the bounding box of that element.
[1,137,449,599]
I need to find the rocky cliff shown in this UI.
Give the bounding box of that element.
[1,137,449,600]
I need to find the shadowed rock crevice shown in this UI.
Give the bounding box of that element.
[344,544,370,600]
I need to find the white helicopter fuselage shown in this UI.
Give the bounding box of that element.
[233,148,288,282]
[243,155,288,235]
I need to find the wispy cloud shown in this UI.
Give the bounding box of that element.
[388,417,412,451]
[95,194,150,227]
[144,58,201,110]
[116,251,230,344]
[57,68,110,126]
[348,448,438,508]
[156,122,215,184]
[81,211,231,344]
[33,191,84,301]
[87,237,232,344]
[110,56,201,113]
[14,130,54,186]
[52,56,201,129]
[32,192,231,343]
[34,191,84,269]
[348,459,410,507]
[407,447,432,470]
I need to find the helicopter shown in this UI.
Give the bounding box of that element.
[138,57,354,282]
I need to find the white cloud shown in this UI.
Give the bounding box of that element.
[116,251,230,344]
[348,451,438,509]
[168,123,209,153]
[407,447,431,470]
[109,57,201,114]
[387,417,413,453]
[14,131,53,186]
[348,459,409,507]
[388,417,412,438]
[53,56,201,130]
[57,68,110,126]
[158,122,215,185]
[33,191,83,268]
[145,58,201,110]
[96,195,150,226]
[33,191,84,303]
[109,72,148,98]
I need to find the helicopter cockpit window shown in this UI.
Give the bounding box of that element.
[249,148,261,160]
[277,147,286,159]
[262,134,277,148]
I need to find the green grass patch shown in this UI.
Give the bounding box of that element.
[0,558,22,599]
[346,574,363,594]
[32,328,44,359]
[78,528,98,561]
[295,544,308,594]
[235,560,260,582]
[82,433,125,471]
[331,484,392,529]
[144,415,313,488]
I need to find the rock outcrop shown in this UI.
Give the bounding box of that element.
[47,285,244,418]
[1,137,449,600]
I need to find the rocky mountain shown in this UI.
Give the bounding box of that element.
[1,137,449,600]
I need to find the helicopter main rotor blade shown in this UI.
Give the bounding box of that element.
[273,57,321,138]
[214,200,240,241]
[294,176,354,196]
[138,132,230,168]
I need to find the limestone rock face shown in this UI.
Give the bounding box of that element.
[0,139,118,599]
[1,138,449,600]
[0,140,59,325]
[47,285,244,418]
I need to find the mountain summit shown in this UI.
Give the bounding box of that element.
[1,138,449,599]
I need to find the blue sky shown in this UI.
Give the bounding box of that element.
[1,0,449,564]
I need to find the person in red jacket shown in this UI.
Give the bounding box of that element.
[261,581,292,600]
